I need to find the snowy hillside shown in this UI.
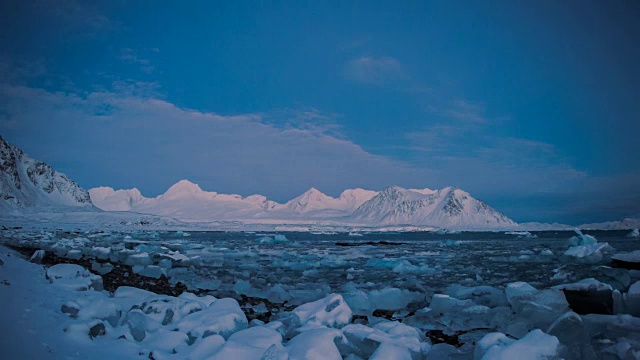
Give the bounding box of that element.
[350,186,516,228]
[579,217,640,230]
[0,136,93,211]
[90,181,515,228]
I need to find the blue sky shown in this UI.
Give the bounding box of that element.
[1,0,639,224]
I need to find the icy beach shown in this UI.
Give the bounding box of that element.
[1,228,639,359]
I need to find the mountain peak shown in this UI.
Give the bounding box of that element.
[161,180,205,199]
[303,187,324,195]
[352,185,515,228]
[286,187,333,212]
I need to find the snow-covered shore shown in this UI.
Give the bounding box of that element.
[1,229,640,359]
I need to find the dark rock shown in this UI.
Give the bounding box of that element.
[426,330,461,347]
[162,309,174,325]
[611,258,640,270]
[562,289,613,315]
[61,302,80,318]
[89,322,106,339]
[372,309,395,320]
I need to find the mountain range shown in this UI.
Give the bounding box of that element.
[2,135,637,230]
[88,179,516,228]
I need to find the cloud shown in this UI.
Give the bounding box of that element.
[262,107,344,139]
[1,60,638,223]
[4,1,116,41]
[119,48,156,74]
[437,99,489,123]
[0,83,431,200]
[405,123,587,196]
[344,56,406,85]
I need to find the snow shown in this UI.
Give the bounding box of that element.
[350,186,516,228]
[284,187,378,215]
[88,187,148,211]
[580,217,640,230]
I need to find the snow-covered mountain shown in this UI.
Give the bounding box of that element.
[90,180,281,222]
[579,217,640,230]
[90,180,515,228]
[350,186,515,228]
[0,136,93,211]
[283,187,378,217]
[88,187,149,211]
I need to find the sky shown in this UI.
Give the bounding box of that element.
[0,0,639,224]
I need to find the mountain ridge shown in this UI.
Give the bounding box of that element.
[89,180,516,228]
[0,136,94,211]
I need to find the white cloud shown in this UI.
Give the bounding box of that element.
[118,48,156,74]
[405,124,587,196]
[344,56,406,85]
[0,83,430,200]
[437,99,488,123]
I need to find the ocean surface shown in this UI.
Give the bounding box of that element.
[125,230,638,304]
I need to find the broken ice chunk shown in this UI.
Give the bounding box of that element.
[429,294,476,314]
[505,282,538,308]
[291,293,352,331]
[623,281,640,316]
[176,298,247,339]
[209,326,284,359]
[46,263,102,291]
[368,288,421,311]
[546,311,597,360]
[133,265,165,279]
[29,249,45,264]
[286,328,345,360]
[474,329,560,360]
[124,252,152,266]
